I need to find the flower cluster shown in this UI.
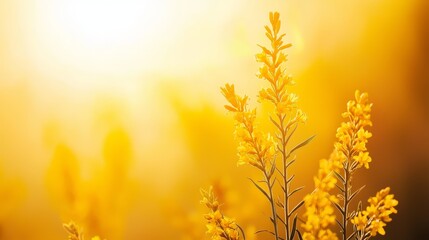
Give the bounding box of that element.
[221,83,277,172]
[256,12,306,123]
[216,11,398,240]
[63,221,102,240]
[335,90,373,170]
[302,152,341,240]
[200,186,240,240]
[351,187,398,239]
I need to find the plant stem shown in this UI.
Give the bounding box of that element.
[343,165,349,240]
[278,113,290,240]
[264,171,280,240]
[245,121,279,240]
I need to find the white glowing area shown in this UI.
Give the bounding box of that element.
[30,0,173,86]
[55,1,167,49]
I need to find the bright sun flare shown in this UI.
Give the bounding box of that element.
[55,1,165,49]
[32,0,171,82]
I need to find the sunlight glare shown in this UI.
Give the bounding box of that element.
[31,0,173,91]
[57,0,166,49]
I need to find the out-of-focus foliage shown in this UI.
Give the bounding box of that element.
[46,127,135,239]
[0,0,427,239]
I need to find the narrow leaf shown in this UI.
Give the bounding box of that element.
[357,200,363,211]
[224,105,237,112]
[348,185,366,203]
[269,161,277,178]
[290,200,304,215]
[287,174,295,184]
[279,182,286,193]
[347,230,358,240]
[264,25,273,35]
[285,124,298,145]
[335,183,345,193]
[276,214,287,227]
[288,186,305,198]
[276,197,285,209]
[286,159,296,169]
[333,171,345,184]
[270,116,282,131]
[276,167,285,179]
[296,229,303,240]
[237,224,246,240]
[270,177,276,189]
[248,178,270,201]
[255,229,274,235]
[290,214,298,240]
[350,160,359,171]
[257,44,271,55]
[289,135,316,155]
[336,219,344,230]
[279,43,292,51]
[333,201,344,214]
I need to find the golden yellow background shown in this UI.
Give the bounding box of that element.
[0,0,427,239]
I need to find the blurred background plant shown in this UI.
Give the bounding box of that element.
[0,0,427,239]
[0,165,25,240]
[63,221,103,240]
[46,125,136,239]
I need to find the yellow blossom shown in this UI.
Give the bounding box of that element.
[351,212,368,231]
[255,12,304,120]
[64,221,104,240]
[353,151,372,169]
[63,222,84,240]
[221,83,277,172]
[335,90,373,171]
[200,187,241,240]
[351,187,398,238]
[302,153,339,240]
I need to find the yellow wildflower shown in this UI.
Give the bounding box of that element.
[353,152,372,169]
[335,90,373,171]
[351,187,398,238]
[63,222,84,240]
[302,153,340,240]
[63,222,105,240]
[351,212,368,231]
[200,186,241,240]
[256,12,302,118]
[221,84,277,172]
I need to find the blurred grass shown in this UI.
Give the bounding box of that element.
[0,0,427,239]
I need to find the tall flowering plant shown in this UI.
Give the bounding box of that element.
[201,12,398,240]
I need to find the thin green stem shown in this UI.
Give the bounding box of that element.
[277,113,290,240]
[342,165,350,240]
[244,120,279,240]
[264,170,280,240]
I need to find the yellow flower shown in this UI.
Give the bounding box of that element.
[335,90,373,171]
[302,153,339,240]
[353,151,372,169]
[351,187,398,238]
[200,187,241,240]
[200,186,219,211]
[63,222,83,240]
[64,221,104,240]
[255,11,304,121]
[369,220,386,236]
[351,212,368,230]
[221,83,277,172]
